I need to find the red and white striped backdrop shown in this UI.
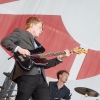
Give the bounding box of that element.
[0,0,100,99]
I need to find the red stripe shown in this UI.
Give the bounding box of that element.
[77,49,100,79]
[0,0,18,4]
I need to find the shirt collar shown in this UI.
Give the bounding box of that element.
[54,81,65,89]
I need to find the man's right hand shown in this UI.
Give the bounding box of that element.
[18,47,30,56]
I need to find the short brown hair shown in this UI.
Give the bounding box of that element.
[25,16,43,29]
[57,70,69,79]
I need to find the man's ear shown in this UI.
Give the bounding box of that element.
[30,23,34,28]
[59,74,62,79]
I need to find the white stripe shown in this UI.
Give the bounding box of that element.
[68,45,88,80]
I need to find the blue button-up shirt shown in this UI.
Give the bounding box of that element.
[49,81,71,100]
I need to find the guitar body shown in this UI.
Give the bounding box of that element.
[14,47,48,71]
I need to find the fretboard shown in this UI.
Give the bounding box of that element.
[30,51,66,58]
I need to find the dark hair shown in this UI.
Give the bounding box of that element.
[25,16,43,29]
[57,70,69,79]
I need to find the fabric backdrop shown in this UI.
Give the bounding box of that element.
[0,0,100,99]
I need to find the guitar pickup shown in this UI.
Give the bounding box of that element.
[18,56,25,61]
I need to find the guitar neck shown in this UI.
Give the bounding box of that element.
[30,50,74,58]
[39,51,66,58]
[29,47,88,58]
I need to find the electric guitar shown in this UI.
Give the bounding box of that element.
[14,47,88,71]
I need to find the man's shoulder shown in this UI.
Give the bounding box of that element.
[49,81,57,83]
[13,28,25,33]
[12,28,29,37]
[64,85,70,92]
[49,81,57,85]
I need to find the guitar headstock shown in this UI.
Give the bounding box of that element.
[73,47,88,54]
